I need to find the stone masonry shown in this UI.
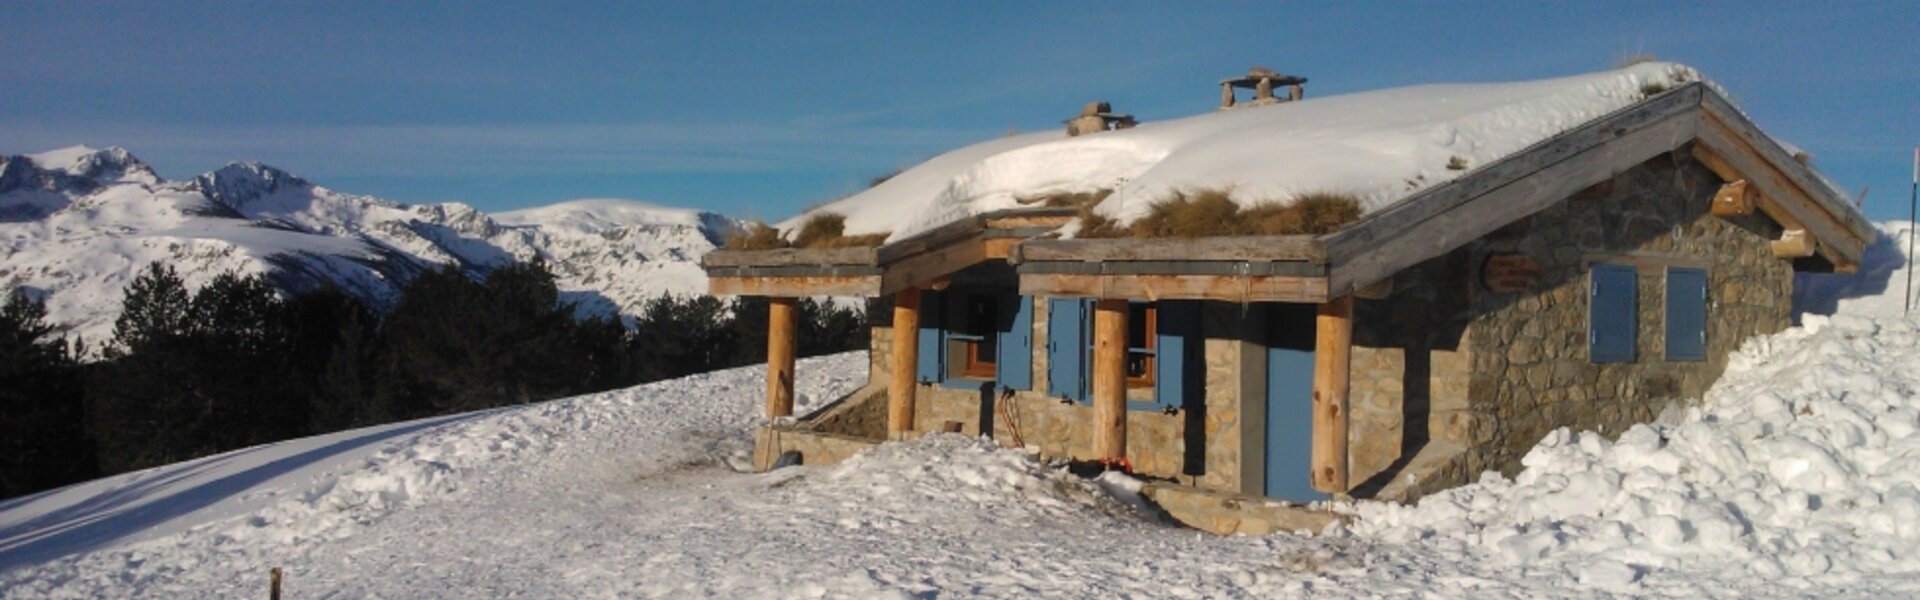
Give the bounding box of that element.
[1345,151,1793,500]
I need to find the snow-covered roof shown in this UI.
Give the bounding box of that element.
[786,62,1703,243]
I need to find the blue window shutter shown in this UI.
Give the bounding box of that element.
[1666,267,1708,361]
[1589,264,1637,363]
[1154,300,1201,411]
[1046,298,1089,402]
[915,290,945,383]
[996,295,1035,391]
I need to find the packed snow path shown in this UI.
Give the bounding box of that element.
[8,226,1920,598]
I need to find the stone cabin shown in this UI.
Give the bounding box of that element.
[701,76,1871,534]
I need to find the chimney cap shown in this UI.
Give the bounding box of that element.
[1220,66,1306,88]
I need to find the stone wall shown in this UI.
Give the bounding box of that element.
[1459,153,1791,477]
[1348,251,1476,494]
[1344,152,1792,499]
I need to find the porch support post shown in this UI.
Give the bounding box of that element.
[1091,299,1129,461]
[766,297,798,419]
[1311,295,1354,494]
[888,288,921,437]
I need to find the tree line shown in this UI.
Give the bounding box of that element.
[0,261,866,499]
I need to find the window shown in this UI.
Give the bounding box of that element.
[1124,303,1158,389]
[915,290,1033,390]
[1046,299,1197,412]
[1666,267,1708,361]
[952,295,999,379]
[1589,263,1638,363]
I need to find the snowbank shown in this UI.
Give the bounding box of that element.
[788,62,1700,242]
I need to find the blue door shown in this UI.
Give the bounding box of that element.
[1265,303,1323,501]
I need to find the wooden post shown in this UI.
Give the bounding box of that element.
[270,567,282,600]
[1091,299,1128,461]
[766,297,798,419]
[1311,295,1353,494]
[889,288,921,437]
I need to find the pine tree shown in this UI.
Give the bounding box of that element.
[0,290,93,498]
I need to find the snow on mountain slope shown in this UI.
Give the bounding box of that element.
[8,226,1920,597]
[0,146,733,345]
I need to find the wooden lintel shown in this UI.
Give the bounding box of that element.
[1772,228,1817,258]
[1310,295,1353,494]
[1017,273,1329,303]
[1709,178,1757,217]
[708,275,880,297]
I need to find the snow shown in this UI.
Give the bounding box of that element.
[0,147,732,344]
[494,198,713,231]
[786,62,1702,243]
[24,146,103,173]
[11,224,1920,596]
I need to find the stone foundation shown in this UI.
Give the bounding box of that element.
[1140,483,1345,536]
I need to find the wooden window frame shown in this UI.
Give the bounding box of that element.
[1125,303,1157,389]
[950,294,998,380]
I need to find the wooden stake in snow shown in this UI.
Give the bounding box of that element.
[269,567,282,600]
[1091,299,1129,461]
[1908,148,1918,315]
[1311,296,1354,494]
[889,288,921,437]
[766,297,798,419]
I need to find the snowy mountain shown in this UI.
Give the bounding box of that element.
[4,226,1919,596]
[0,146,735,345]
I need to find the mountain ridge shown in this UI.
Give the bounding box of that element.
[0,145,736,346]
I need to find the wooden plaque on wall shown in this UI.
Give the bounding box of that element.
[1483,253,1542,294]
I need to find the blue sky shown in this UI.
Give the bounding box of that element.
[4,2,1916,222]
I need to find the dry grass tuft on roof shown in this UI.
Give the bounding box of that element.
[722,213,888,251]
[1021,188,1114,209]
[723,222,789,250]
[1077,189,1361,239]
[791,213,889,249]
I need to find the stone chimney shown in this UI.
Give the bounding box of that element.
[1065,101,1139,136]
[1219,66,1307,109]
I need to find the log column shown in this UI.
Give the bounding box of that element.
[888,288,921,438]
[766,297,798,419]
[1311,295,1353,494]
[1091,299,1128,461]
